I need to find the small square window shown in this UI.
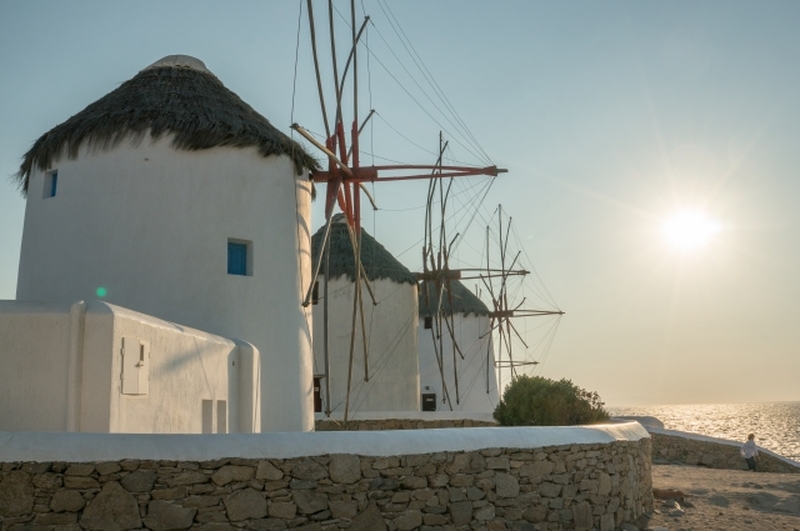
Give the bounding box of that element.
[227,239,252,276]
[424,316,433,329]
[43,170,58,199]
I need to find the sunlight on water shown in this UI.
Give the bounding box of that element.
[610,401,800,460]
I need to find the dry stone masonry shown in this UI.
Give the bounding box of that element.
[0,439,652,531]
[649,429,800,474]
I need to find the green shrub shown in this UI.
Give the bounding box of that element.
[493,375,610,426]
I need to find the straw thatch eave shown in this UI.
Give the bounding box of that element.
[418,279,490,318]
[16,62,319,194]
[311,217,418,285]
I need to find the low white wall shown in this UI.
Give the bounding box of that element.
[0,422,649,462]
[0,423,653,530]
[0,300,259,433]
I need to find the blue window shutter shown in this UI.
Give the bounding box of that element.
[228,242,247,275]
[50,173,58,197]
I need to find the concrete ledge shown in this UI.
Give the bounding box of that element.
[315,410,496,422]
[0,423,649,462]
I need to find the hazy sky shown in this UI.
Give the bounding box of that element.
[2,1,799,407]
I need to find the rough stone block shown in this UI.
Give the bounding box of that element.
[224,488,267,521]
[64,475,100,489]
[449,474,474,487]
[79,481,142,530]
[256,461,284,481]
[538,482,562,498]
[428,473,449,488]
[486,457,510,470]
[120,469,158,492]
[475,504,496,521]
[572,501,593,531]
[400,476,427,490]
[32,473,62,490]
[211,465,254,486]
[293,489,328,514]
[165,471,209,488]
[328,499,357,519]
[422,512,448,526]
[0,470,34,517]
[449,500,472,526]
[151,487,188,500]
[600,513,615,531]
[195,507,228,523]
[143,500,197,531]
[328,455,361,484]
[291,460,328,481]
[269,501,297,519]
[65,464,95,476]
[96,462,122,476]
[348,503,387,531]
[50,490,86,512]
[393,509,422,530]
[522,504,548,523]
[495,473,520,498]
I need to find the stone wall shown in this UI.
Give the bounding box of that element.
[316,418,497,431]
[650,429,800,474]
[0,436,652,531]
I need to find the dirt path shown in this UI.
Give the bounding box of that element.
[647,464,800,530]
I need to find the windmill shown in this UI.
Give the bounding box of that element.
[292,1,505,425]
[480,205,565,392]
[417,160,564,411]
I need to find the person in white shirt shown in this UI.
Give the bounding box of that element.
[740,433,759,471]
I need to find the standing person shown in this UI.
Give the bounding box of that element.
[740,433,759,471]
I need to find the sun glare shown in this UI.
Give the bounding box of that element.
[661,210,722,251]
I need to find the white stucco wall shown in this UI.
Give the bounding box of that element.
[15,136,313,432]
[313,277,420,415]
[0,300,259,433]
[0,301,78,431]
[418,313,499,413]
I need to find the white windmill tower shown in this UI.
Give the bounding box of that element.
[15,55,318,432]
[310,214,420,420]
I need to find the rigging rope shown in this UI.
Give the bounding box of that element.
[377,0,493,165]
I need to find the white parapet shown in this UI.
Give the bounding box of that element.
[0,422,649,463]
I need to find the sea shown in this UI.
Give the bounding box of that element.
[609,401,800,462]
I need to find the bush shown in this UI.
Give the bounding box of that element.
[493,375,610,426]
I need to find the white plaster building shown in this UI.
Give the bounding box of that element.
[311,215,420,416]
[418,280,499,413]
[0,300,259,433]
[12,55,318,432]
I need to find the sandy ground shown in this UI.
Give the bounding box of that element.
[647,464,800,531]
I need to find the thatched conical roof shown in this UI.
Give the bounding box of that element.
[16,55,318,193]
[311,215,417,285]
[418,279,490,317]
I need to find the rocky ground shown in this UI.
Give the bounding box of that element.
[646,464,800,531]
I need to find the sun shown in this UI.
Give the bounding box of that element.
[661,210,722,251]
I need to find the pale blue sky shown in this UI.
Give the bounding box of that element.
[2,1,799,406]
